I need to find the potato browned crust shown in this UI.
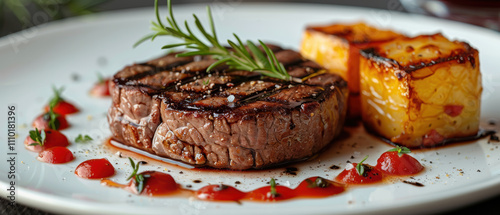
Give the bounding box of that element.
[300,22,404,119]
[359,33,481,148]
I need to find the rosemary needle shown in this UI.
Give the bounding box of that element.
[135,0,301,83]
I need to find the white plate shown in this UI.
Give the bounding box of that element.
[1,2,500,215]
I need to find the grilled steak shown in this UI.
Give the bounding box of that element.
[108,46,348,170]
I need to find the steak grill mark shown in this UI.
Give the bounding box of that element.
[117,50,329,113]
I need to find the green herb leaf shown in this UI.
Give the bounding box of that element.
[49,86,64,109]
[127,157,139,180]
[44,105,60,130]
[356,155,369,176]
[135,174,150,194]
[96,72,105,83]
[1,0,108,26]
[306,177,331,188]
[45,88,63,130]
[135,0,299,83]
[269,178,280,198]
[127,157,149,194]
[75,134,93,143]
[29,128,46,147]
[387,146,411,157]
[214,184,228,191]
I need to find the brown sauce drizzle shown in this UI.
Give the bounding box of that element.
[329,165,341,170]
[284,167,299,176]
[378,129,496,149]
[106,139,324,171]
[489,133,499,143]
[403,180,425,187]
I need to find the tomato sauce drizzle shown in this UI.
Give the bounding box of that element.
[101,174,346,202]
[196,184,247,201]
[90,78,111,97]
[24,128,73,164]
[375,151,424,175]
[44,100,79,115]
[37,146,74,164]
[294,176,345,197]
[25,134,425,202]
[26,129,425,202]
[24,129,69,152]
[75,158,115,179]
[101,171,179,196]
[335,163,383,184]
[97,138,426,202]
[246,185,296,201]
[32,113,69,130]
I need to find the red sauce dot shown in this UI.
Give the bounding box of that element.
[335,163,383,184]
[196,184,246,201]
[24,129,69,152]
[90,79,111,97]
[75,158,115,179]
[247,185,295,201]
[131,171,178,196]
[376,151,424,175]
[294,177,345,197]
[44,100,79,115]
[38,146,74,164]
[32,113,69,130]
[102,171,178,196]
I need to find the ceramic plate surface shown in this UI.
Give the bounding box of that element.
[1,2,500,215]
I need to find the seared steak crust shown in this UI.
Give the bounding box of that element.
[108,47,348,170]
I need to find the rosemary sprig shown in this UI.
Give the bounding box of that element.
[135,0,300,83]
[127,157,149,194]
[29,128,46,147]
[127,157,141,180]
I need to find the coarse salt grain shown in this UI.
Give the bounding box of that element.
[345,163,354,170]
[227,95,235,103]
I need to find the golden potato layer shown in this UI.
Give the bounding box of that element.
[359,33,481,148]
[300,22,404,119]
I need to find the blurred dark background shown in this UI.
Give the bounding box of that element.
[2,0,499,37]
[1,0,499,214]
[0,0,401,37]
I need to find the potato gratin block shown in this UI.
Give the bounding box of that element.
[359,33,481,148]
[300,22,404,118]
